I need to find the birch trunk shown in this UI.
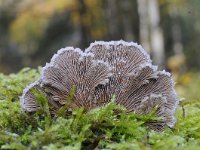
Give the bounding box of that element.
[137,0,150,52]
[137,0,165,67]
[148,0,165,67]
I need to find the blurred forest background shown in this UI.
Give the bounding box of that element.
[0,0,200,98]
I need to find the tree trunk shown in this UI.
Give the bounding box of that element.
[78,0,88,49]
[137,0,165,67]
[148,0,165,67]
[169,5,183,55]
[137,0,150,52]
[167,4,185,76]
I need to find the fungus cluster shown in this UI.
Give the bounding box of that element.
[20,41,179,131]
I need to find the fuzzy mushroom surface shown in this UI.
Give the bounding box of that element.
[20,41,179,131]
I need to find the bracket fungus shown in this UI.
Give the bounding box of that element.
[20,41,179,131]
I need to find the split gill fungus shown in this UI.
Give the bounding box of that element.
[20,40,179,132]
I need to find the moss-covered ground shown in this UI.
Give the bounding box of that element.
[0,68,200,150]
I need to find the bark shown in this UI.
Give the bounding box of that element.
[78,0,88,49]
[120,0,135,40]
[169,5,183,55]
[105,0,120,39]
[137,0,150,52]
[167,5,186,75]
[137,0,165,67]
[148,0,165,67]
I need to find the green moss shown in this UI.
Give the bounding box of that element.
[0,68,200,150]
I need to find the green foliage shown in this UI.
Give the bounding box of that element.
[0,67,41,101]
[1,68,200,149]
[9,0,75,54]
[56,85,76,118]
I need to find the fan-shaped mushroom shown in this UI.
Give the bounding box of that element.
[20,41,179,131]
